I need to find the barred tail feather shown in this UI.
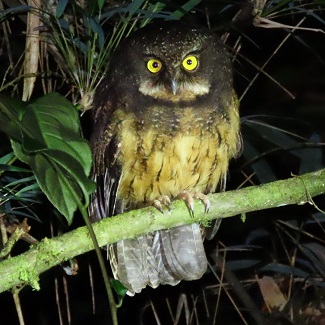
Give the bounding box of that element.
[110,224,207,295]
[109,235,160,295]
[157,224,207,281]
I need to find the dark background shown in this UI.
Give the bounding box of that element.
[1,1,325,324]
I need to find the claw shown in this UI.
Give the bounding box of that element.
[152,199,164,213]
[178,191,210,216]
[160,195,171,209]
[152,195,171,213]
[193,192,210,213]
[178,191,195,217]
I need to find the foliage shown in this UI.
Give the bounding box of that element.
[0,92,95,223]
[0,0,325,325]
[0,152,41,221]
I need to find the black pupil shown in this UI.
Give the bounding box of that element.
[187,59,192,65]
[153,61,159,68]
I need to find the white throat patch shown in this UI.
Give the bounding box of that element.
[139,81,210,100]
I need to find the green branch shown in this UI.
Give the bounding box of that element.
[0,168,325,293]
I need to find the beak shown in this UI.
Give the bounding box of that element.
[171,79,178,95]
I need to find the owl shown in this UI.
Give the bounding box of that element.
[89,20,241,295]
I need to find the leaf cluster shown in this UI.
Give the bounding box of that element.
[0,92,95,224]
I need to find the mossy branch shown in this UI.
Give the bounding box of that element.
[0,169,325,293]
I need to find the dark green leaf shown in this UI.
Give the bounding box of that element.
[56,0,68,18]
[89,18,105,49]
[245,119,302,157]
[227,259,261,270]
[110,278,128,298]
[245,228,270,245]
[0,152,15,164]
[12,141,95,224]
[0,93,27,140]
[171,0,201,19]
[299,134,323,174]
[260,263,325,288]
[306,212,325,225]
[97,0,105,12]
[100,7,129,20]
[127,0,145,15]
[259,263,309,277]
[22,93,92,176]
[243,140,277,183]
[7,93,96,223]
[0,6,31,21]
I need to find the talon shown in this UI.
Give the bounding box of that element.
[193,193,210,213]
[152,195,172,213]
[152,199,164,213]
[178,190,195,217]
[160,195,171,210]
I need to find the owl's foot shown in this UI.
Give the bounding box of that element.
[178,191,210,217]
[153,195,171,213]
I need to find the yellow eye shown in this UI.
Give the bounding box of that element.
[182,55,198,71]
[147,58,162,73]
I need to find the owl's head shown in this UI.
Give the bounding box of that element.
[110,21,232,102]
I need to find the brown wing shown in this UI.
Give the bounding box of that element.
[89,138,122,221]
[205,113,242,240]
[88,78,124,220]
